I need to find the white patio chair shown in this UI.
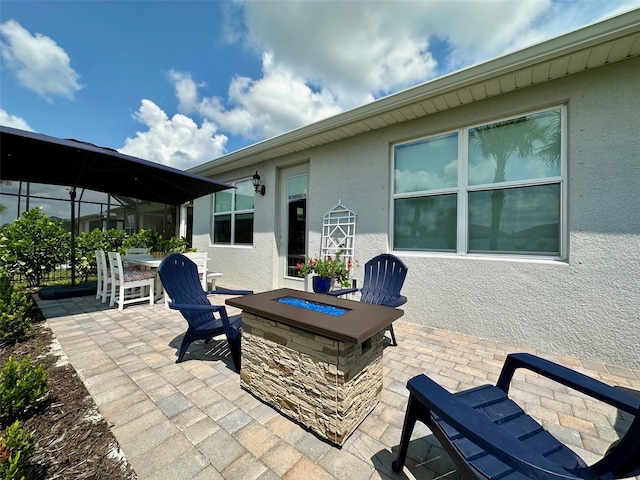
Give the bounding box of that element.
[107,251,156,310]
[164,251,211,307]
[124,247,151,255]
[95,249,112,303]
[186,251,224,290]
[183,252,209,290]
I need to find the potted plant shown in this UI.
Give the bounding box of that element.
[297,250,355,293]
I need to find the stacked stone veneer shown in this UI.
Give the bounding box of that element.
[240,312,384,446]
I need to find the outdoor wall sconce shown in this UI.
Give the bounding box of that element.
[252,171,265,196]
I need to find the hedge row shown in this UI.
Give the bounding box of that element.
[0,280,44,479]
[0,208,191,287]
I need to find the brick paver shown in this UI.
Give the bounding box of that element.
[34,294,640,480]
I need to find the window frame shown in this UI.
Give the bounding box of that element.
[391,105,567,261]
[211,178,255,246]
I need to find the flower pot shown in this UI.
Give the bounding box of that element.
[312,276,333,294]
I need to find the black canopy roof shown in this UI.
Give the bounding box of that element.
[0,126,232,205]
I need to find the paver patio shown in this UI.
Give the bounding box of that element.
[33,294,640,480]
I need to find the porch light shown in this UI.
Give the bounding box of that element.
[252,171,265,196]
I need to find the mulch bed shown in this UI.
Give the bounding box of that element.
[1,302,138,479]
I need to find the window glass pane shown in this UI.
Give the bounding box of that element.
[214,191,232,213]
[468,109,561,186]
[235,180,254,211]
[394,133,458,194]
[468,184,559,254]
[287,199,306,275]
[234,213,254,244]
[394,194,457,251]
[287,174,307,201]
[213,178,255,245]
[213,214,231,243]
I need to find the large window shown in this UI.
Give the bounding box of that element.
[212,179,254,245]
[393,107,564,258]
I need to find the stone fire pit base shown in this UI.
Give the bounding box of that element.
[240,312,384,446]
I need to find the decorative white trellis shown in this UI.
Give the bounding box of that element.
[320,200,356,263]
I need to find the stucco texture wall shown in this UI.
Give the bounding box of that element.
[382,57,640,369]
[194,57,639,369]
[191,166,277,291]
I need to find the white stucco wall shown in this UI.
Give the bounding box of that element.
[193,56,640,369]
[191,165,278,291]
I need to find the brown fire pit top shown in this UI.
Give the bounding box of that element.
[226,288,403,344]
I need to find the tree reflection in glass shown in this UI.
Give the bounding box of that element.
[468,110,561,252]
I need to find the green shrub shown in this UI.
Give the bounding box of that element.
[0,421,35,480]
[162,236,192,253]
[0,208,70,287]
[72,229,128,282]
[100,229,127,252]
[0,284,31,345]
[0,214,191,287]
[0,356,48,425]
[0,277,11,305]
[120,229,192,253]
[73,229,104,283]
[0,283,29,315]
[0,312,31,346]
[122,229,162,252]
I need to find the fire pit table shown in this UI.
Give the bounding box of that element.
[226,288,403,446]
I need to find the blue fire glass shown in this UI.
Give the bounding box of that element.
[277,296,348,316]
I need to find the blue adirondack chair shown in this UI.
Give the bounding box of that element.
[158,253,252,372]
[392,352,640,480]
[328,253,408,346]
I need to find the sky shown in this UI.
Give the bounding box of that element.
[2,0,639,174]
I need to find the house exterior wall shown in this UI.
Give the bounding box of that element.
[192,169,279,290]
[193,56,640,369]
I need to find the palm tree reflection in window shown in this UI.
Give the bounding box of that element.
[469,110,561,251]
[397,194,457,251]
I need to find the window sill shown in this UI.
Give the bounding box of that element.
[393,251,568,266]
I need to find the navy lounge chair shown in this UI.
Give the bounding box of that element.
[392,352,640,480]
[158,253,252,372]
[329,253,408,346]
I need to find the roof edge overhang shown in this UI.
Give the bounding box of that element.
[192,8,640,176]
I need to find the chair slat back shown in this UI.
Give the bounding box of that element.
[159,253,212,328]
[97,250,109,276]
[360,254,408,307]
[125,248,151,255]
[183,252,208,290]
[393,352,640,479]
[107,251,124,282]
[95,250,103,298]
[95,249,110,301]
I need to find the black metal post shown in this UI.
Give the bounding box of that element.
[69,187,76,286]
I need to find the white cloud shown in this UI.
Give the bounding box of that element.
[0,108,33,131]
[0,19,81,100]
[169,69,201,114]
[166,55,345,141]
[120,99,228,169]
[195,53,344,139]
[236,0,565,96]
[420,1,552,66]
[240,1,440,97]
[189,0,639,144]
[238,0,639,86]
